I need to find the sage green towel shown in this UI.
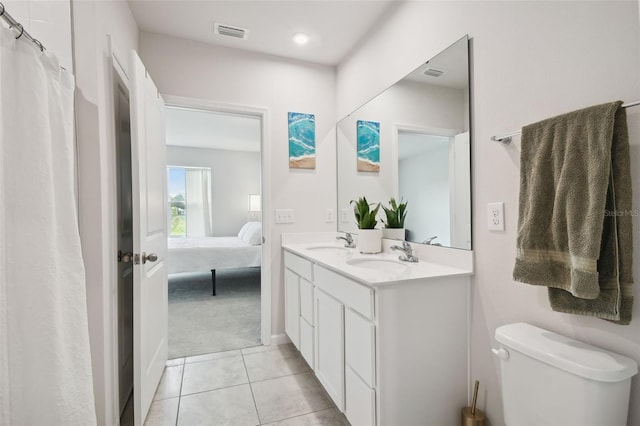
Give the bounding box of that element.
[512,101,633,324]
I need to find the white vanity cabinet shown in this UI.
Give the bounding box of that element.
[283,247,470,426]
[283,252,315,367]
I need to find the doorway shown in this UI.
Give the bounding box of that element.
[114,71,135,425]
[163,102,268,359]
[396,127,471,247]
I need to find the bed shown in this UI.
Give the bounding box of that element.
[168,222,262,295]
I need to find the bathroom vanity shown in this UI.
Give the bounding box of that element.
[282,237,472,426]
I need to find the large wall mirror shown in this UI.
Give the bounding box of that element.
[337,35,472,250]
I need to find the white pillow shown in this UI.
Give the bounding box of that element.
[237,222,253,240]
[242,222,262,245]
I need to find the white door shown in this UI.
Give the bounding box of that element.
[314,289,345,410]
[449,131,471,248]
[130,50,168,426]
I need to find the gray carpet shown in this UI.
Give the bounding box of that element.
[168,268,261,359]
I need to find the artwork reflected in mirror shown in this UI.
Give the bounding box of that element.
[337,35,471,250]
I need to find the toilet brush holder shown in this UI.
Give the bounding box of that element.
[461,380,486,426]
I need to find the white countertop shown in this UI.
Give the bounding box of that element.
[282,242,473,287]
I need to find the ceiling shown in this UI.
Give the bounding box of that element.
[128,0,398,66]
[165,106,261,152]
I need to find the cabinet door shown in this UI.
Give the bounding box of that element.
[284,269,300,349]
[314,289,345,410]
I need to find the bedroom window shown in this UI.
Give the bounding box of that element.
[168,166,213,237]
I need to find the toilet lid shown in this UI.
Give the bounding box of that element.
[495,323,638,382]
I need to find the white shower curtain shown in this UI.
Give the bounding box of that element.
[0,27,96,425]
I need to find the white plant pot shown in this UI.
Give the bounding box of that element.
[357,229,382,254]
[382,228,405,241]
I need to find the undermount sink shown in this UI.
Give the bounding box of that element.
[346,258,410,273]
[306,245,349,252]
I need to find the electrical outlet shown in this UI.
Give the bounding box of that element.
[325,208,335,223]
[275,209,295,224]
[340,208,350,223]
[487,202,505,231]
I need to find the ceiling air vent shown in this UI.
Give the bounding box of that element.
[423,67,447,78]
[214,22,249,40]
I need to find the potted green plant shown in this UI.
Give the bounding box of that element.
[351,196,382,253]
[381,197,407,240]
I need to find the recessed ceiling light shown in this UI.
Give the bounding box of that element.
[293,33,309,45]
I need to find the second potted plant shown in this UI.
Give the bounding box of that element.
[381,197,407,241]
[351,196,382,253]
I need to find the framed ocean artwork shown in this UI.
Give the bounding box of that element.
[288,112,316,169]
[357,120,380,172]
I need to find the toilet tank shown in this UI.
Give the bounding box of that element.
[494,323,638,426]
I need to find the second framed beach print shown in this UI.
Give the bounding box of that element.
[288,112,316,169]
[357,120,380,172]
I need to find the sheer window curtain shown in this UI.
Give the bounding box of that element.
[0,27,97,424]
[185,168,213,237]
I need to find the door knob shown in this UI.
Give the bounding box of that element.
[142,252,158,264]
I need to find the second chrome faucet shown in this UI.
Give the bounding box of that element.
[391,241,419,262]
[336,232,356,248]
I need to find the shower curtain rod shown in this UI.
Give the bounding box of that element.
[0,2,45,52]
[492,99,640,145]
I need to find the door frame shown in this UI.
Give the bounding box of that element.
[163,95,272,346]
[76,36,135,425]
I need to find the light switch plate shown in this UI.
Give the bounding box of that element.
[340,208,350,223]
[325,208,335,223]
[275,209,295,224]
[487,202,504,231]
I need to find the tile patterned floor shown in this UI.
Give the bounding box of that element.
[145,343,350,426]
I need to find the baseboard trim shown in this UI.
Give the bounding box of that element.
[271,334,291,346]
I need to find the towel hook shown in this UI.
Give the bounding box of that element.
[14,23,24,40]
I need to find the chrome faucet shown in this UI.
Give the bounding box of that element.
[336,232,356,248]
[422,236,439,245]
[390,241,419,262]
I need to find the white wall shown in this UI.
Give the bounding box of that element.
[2,0,72,69]
[72,1,139,424]
[338,2,640,425]
[139,32,337,338]
[167,146,261,237]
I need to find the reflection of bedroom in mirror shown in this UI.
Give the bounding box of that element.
[165,105,263,359]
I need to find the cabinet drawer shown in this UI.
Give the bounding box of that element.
[345,366,376,426]
[345,308,375,388]
[284,251,313,282]
[314,289,345,410]
[284,269,300,349]
[299,317,314,369]
[300,278,314,324]
[314,265,373,319]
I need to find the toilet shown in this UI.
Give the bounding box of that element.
[494,323,638,426]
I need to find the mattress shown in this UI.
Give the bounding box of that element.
[167,237,261,274]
